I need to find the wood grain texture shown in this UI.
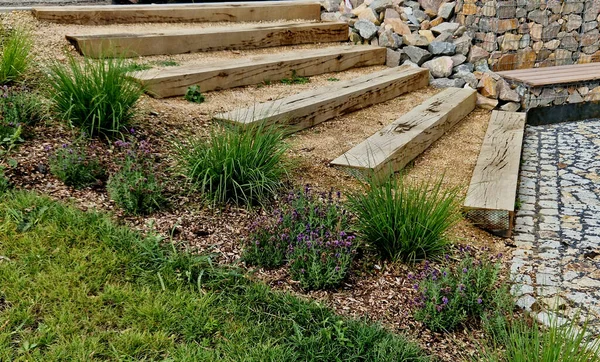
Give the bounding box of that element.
[497,62,600,86]
[34,2,321,24]
[464,111,526,212]
[330,87,476,175]
[214,65,429,133]
[66,22,349,58]
[132,45,386,98]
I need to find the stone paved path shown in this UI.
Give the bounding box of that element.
[512,119,600,336]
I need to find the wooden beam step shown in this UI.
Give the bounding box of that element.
[34,2,321,25]
[214,65,429,133]
[464,110,527,237]
[66,22,349,58]
[330,87,476,176]
[133,45,387,98]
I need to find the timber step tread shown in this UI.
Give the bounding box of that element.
[33,2,321,24]
[66,22,349,58]
[132,45,387,98]
[464,110,527,237]
[497,62,600,87]
[330,87,476,175]
[213,65,429,133]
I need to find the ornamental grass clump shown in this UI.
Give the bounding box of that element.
[413,249,503,332]
[347,175,461,263]
[177,123,288,206]
[0,27,32,85]
[48,140,104,189]
[107,139,165,215]
[243,186,356,290]
[47,56,142,138]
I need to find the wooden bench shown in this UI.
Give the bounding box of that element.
[34,2,321,25]
[464,110,527,237]
[214,65,429,133]
[132,46,386,98]
[66,22,349,58]
[497,62,600,87]
[330,87,476,176]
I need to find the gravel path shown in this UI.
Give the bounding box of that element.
[512,120,600,338]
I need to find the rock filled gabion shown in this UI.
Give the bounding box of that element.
[457,0,600,71]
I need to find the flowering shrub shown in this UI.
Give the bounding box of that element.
[413,248,502,332]
[243,186,356,289]
[48,141,104,189]
[107,138,164,215]
[0,86,47,128]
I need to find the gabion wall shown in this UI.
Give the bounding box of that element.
[456,0,600,71]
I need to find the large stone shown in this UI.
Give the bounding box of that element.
[567,91,583,103]
[403,34,430,46]
[450,53,466,66]
[543,22,562,40]
[379,29,401,48]
[357,7,380,25]
[453,34,472,55]
[476,93,499,109]
[418,30,436,43]
[478,73,498,99]
[404,45,433,65]
[452,70,478,88]
[384,8,401,19]
[500,102,521,112]
[368,0,393,12]
[566,14,583,32]
[528,9,549,26]
[321,0,340,12]
[422,56,454,78]
[468,45,489,63]
[428,41,456,55]
[430,78,466,88]
[438,1,455,19]
[431,22,460,35]
[544,39,561,50]
[384,18,411,35]
[418,0,447,13]
[497,79,520,102]
[581,30,599,47]
[500,33,522,51]
[454,62,474,73]
[496,18,518,32]
[354,19,379,39]
[516,48,536,69]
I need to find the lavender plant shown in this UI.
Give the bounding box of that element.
[48,140,104,189]
[107,138,165,215]
[243,186,356,289]
[413,249,503,332]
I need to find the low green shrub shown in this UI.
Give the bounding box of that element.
[48,140,104,189]
[0,167,10,193]
[0,87,47,127]
[413,250,503,332]
[0,27,32,84]
[47,56,143,138]
[184,85,205,103]
[347,175,461,262]
[243,187,355,289]
[177,123,288,206]
[107,139,164,215]
[281,70,310,85]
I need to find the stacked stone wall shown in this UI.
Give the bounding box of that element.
[457,0,600,71]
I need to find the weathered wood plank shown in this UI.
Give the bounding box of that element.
[132,45,386,98]
[464,110,527,237]
[497,62,600,87]
[66,22,349,58]
[330,87,476,175]
[214,65,429,133]
[34,2,321,25]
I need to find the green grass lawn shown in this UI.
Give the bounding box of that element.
[0,191,428,361]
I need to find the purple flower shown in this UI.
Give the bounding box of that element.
[436,305,443,312]
[462,268,468,273]
[458,284,465,291]
[477,298,482,304]
[442,296,448,305]
[129,127,136,134]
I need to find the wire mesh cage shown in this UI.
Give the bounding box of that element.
[458,0,600,71]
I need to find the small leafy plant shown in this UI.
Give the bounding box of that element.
[327,77,340,82]
[48,140,104,189]
[107,139,165,215]
[47,56,143,138]
[244,187,356,290]
[281,70,310,85]
[177,123,288,206]
[184,85,205,104]
[0,86,47,128]
[0,27,32,84]
[348,175,461,262]
[413,249,503,332]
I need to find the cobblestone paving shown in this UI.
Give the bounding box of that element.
[513,119,600,336]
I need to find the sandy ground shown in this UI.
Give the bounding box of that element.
[1,10,512,361]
